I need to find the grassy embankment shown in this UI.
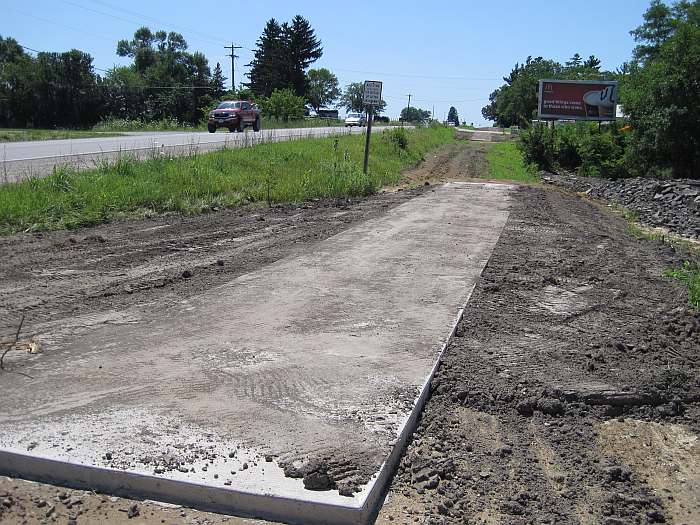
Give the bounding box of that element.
[91,117,348,133]
[0,129,122,143]
[485,142,538,183]
[0,127,453,234]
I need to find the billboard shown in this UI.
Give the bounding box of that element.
[538,79,618,121]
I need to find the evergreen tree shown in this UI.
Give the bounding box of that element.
[447,106,459,125]
[246,16,323,98]
[583,55,602,70]
[284,15,323,96]
[211,62,227,99]
[246,18,285,97]
[565,53,583,68]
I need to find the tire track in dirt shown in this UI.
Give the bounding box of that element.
[377,186,699,524]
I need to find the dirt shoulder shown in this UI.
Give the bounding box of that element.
[0,188,431,338]
[377,186,699,524]
[0,141,487,337]
[1,143,698,525]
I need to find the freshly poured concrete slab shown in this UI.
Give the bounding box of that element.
[0,182,513,524]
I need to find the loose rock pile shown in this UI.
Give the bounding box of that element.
[541,172,700,239]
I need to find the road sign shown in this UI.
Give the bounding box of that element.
[363,81,383,106]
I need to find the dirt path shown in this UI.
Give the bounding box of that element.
[1,142,698,525]
[376,186,699,524]
[390,142,492,189]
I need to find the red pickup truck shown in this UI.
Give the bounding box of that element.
[207,100,261,133]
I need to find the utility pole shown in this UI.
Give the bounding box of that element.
[224,43,243,91]
[402,94,411,125]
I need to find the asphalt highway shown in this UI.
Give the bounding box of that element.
[0,126,371,183]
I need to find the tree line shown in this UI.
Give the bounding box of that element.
[0,29,224,129]
[481,53,609,129]
[0,14,391,129]
[488,0,700,179]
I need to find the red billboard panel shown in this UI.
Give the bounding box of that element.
[538,79,618,121]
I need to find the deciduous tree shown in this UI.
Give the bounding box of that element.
[306,68,340,113]
[260,88,306,120]
[622,0,700,178]
[400,106,431,123]
[339,82,386,114]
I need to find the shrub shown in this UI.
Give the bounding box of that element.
[259,89,306,121]
[555,125,583,170]
[576,126,626,179]
[518,123,556,171]
[386,127,409,150]
[519,122,627,178]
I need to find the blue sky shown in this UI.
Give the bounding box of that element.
[3,0,651,124]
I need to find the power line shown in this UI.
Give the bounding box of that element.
[7,6,118,43]
[16,42,490,102]
[16,41,112,73]
[17,44,41,54]
[90,0,232,46]
[334,67,500,81]
[17,44,109,72]
[61,0,145,30]
[60,0,230,50]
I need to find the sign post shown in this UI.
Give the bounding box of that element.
[362,80,382,174]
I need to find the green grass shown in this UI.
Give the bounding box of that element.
[92,118,195,132]
[0,127,454,234]
[262,117,346,130]
[0,129,123,143]
[92,116,350,133]
[485,142,538,183]
[665,261,700,309]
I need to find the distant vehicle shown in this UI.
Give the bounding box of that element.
[316,108,339,119]
[344,112,367,127]
[208,101,261,133]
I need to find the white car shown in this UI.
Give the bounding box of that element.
[344,113,367,127]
